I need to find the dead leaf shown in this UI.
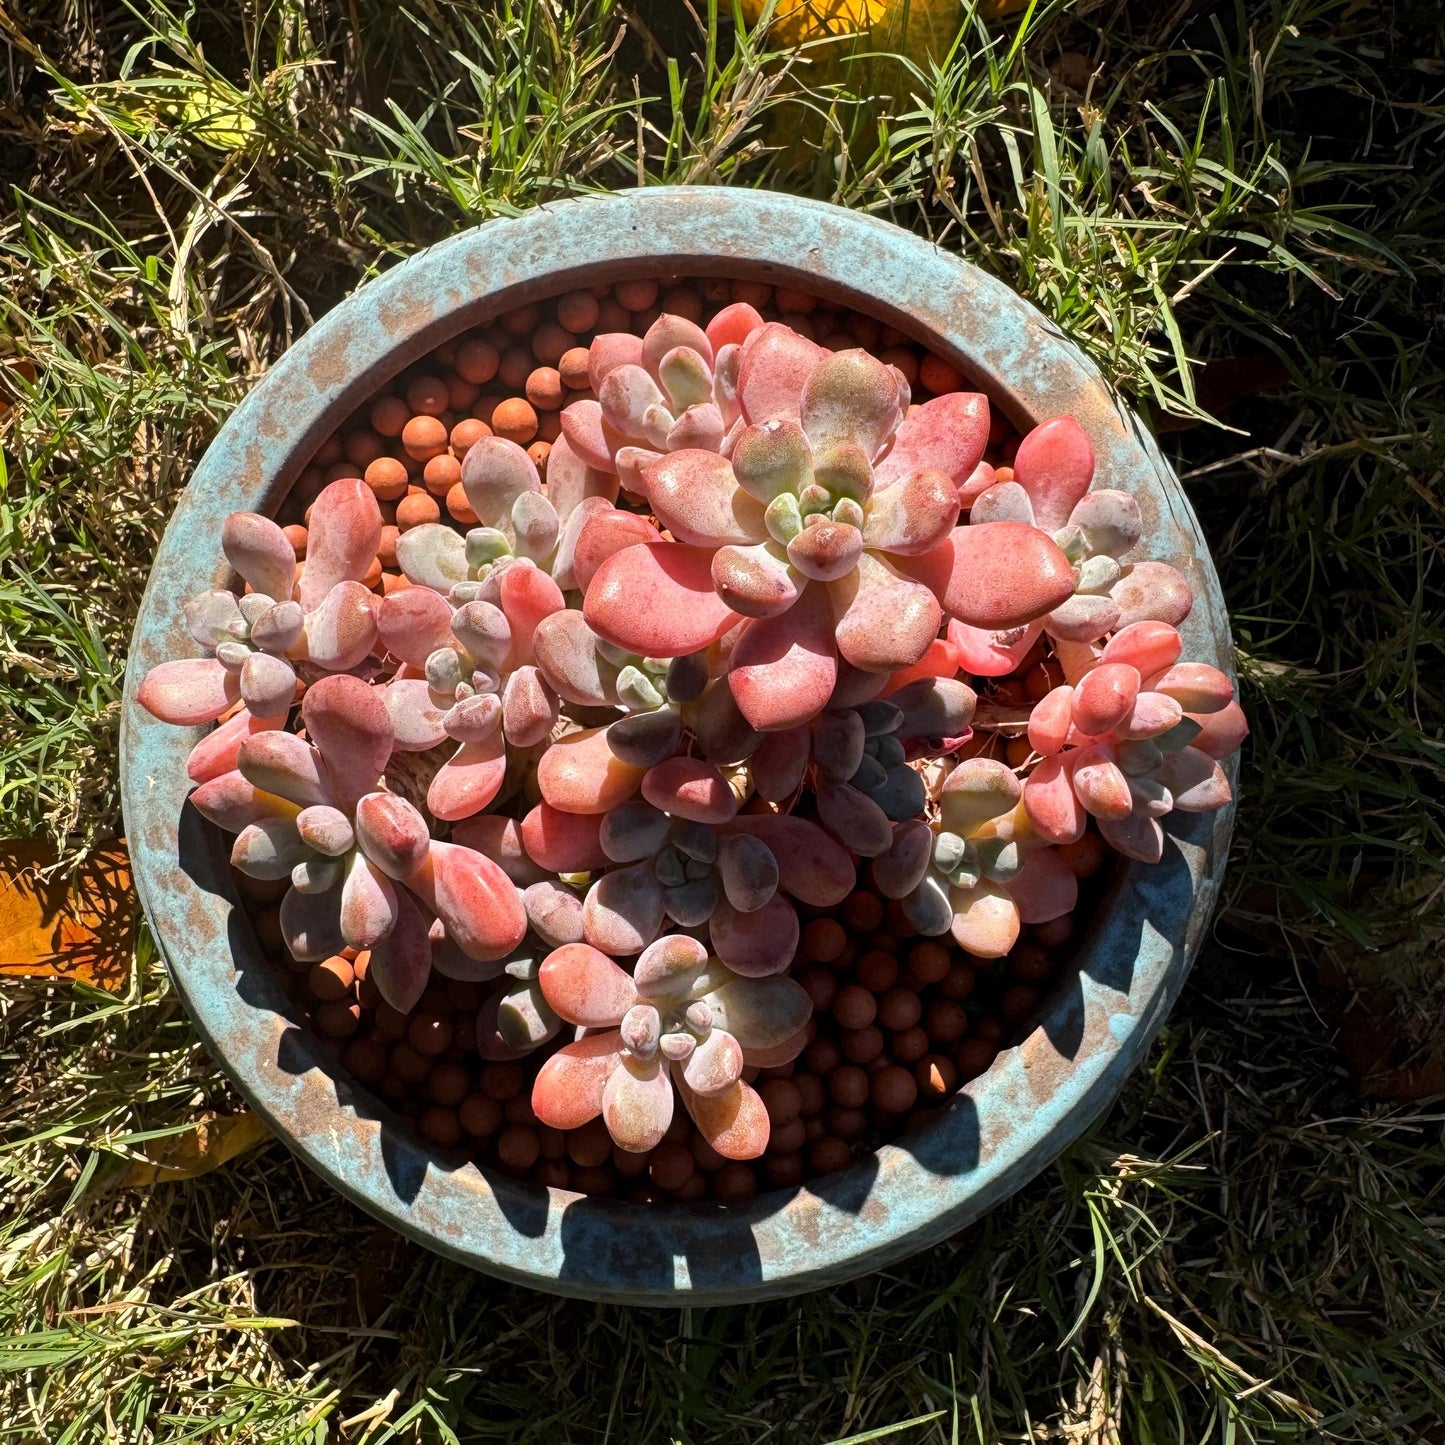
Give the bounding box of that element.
[737,0,1027,44]
[114,1112,273,1188]
[0,839,135,991]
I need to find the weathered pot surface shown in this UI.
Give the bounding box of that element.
[121,187,1235,1305]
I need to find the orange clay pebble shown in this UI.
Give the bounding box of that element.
[396,491,441,529]
[405,375,449,416]
[880,347,919,386]
[993,465,1014,482]
[316,1001,361,1038]
[455,337,499,385]
[459,1093,503,1137]
[833,984,877,1030]
[916,1054,959,1098]
[307,955,353,1002]
[659,286,702,322]
[370,394,411,437]
[343,427,385,468]
[774,286,817,313]
[955,1038,998,1081]
[650,1144,695,1190]
[314,434,344,465]
[566,1118,613,1168]
[501,303,541,337]
[499,346,533,390]
[450,416,490,456]
[614,278,659,311]
[558,346,592,390]
[525,366,564,411]
[556,290,600,332]
[378,524,399,568]
[840,1026,883,1065]
[423,452,462,496]
[472,393,505,425]
[324,460,361,483]
[891,1026,930,1064]
[842,890,883,933]
[919,355,963,393]
[802,916,846,962]
[536,409,563,443]
[342,1036,387,1084]
[1060,832,1108,878]
[446,482,479,524]
[445,372,479,413]
[420,1107,463,1148]
[800,967,836,1011]
[878,986,922,1032]
[531,322,573,366]
[491,397,538,445]
[872,1065,918,1114]
[497,1125,541,1171]
[363,455,409,500]
[283,523,307,559]
[360,557,383,590]
[527,440,551,475]
[713,1162,757,1200]
[810,1137,853,1174]
[381,572,410,595]
[401,413,448,461]
[596,296,631,331]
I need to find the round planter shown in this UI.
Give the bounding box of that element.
[121,186,1235,1305]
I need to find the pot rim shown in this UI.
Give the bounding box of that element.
[121,186,1234,1305]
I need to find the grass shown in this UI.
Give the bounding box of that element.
[1,0,1443,1439]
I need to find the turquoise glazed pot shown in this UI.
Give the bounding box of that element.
[121,187,1235,1304]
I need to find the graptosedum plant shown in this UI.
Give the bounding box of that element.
[531,935,812,1157]
[135,303,1247,1169]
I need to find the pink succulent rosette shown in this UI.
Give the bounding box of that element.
[139,477,386,775]
[569,315,1077,732]
[950,416,1193,677]
[189,674,525,1011]
[871,757,1078,959]
[1017,621,1248,862]
[531,935,812,1158]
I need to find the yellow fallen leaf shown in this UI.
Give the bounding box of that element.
[0,839,134,992]
[737,0,1029,47]
[114,1113,273,1189]
[734,0,1032,166]
[181,87,258,152]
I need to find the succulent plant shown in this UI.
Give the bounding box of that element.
[557,310,750,484]
[1015,622,1245,862]
[531,605,713,769]
[949,417,1193,675]
[146,300,1251,1173]
[530,934,812,1157]
[868,756,1078,958]
[189,674,526,1009]
[396,436,584,601]
[567,314,1080,732]
[748,678,979,854]
[137,477,383,744]
[377,560,564,820]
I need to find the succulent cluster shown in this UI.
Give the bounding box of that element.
[139,303,1247,1169]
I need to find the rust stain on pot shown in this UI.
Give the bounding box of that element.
[305,335,356,389]
[120,188,1234,1306]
